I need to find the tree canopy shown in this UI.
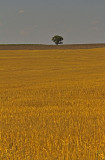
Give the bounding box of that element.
[52,35,64,45]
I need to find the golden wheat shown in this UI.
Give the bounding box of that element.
[1,48,105,159]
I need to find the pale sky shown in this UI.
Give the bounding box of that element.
[0,0,105,44]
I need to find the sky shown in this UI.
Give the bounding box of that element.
[0,0,105,44]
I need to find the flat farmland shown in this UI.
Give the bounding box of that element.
[1,48,105,159]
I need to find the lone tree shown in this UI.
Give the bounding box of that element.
[52,35,63,45]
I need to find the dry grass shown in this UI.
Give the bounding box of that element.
[1,49,105,159]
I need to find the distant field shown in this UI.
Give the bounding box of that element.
[0,43,105,50]
[1,48,105,159]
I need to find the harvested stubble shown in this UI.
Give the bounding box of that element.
[1,49,105,159]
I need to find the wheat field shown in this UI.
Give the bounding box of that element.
[1,48,105,160]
